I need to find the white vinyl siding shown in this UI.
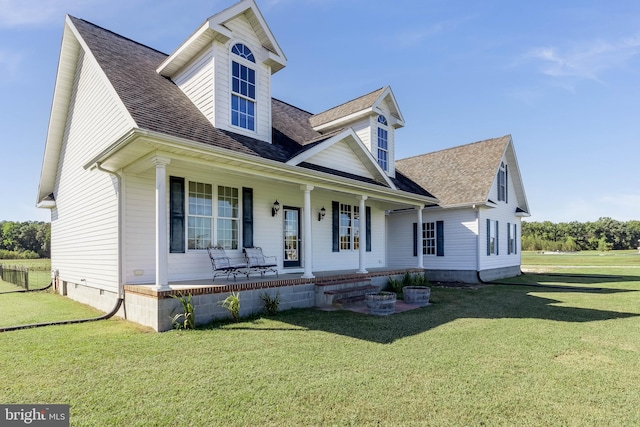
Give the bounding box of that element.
[353,119,371,151]
[213,14,272,143]
[386,209,478,271]
[51,49,135,292]
[306,142,375,179]
[173,46,215,123]
[171,13,272,142]
[478,160,522,271]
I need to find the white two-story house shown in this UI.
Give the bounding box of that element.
[37,0,529,330]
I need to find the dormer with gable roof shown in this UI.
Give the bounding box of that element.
[157,0,286,144]
[309,87,404,178]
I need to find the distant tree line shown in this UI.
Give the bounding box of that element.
[522,217,640,252]
[0,221,51,259]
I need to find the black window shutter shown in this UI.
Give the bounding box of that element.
[507,222,511,254]
[514,224,517,254]
[332,201,339,252]
[169,176,185,253]
[413,222,418,257]
[496,220,499,255]
[242,187,253,248]
[486,218,491,256]
[436,221,444,256]
[366,206,371,252]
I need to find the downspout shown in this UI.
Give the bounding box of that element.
[95,162,125,300]
[474,204,484,283]
[0,163,126,332]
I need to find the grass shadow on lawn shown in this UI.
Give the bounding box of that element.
[255,281,640,344]
[503,272,640,286]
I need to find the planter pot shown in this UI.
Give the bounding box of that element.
[403,286,431,305]
[365,291,396,316]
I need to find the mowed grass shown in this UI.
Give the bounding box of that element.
[1,254,639,426]
[0,258,52,290]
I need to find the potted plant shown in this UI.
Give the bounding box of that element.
[401,272,431,305]
[365,291,396,316]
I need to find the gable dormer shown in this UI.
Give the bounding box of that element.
[157,0,286,144]
[309,86,404,178]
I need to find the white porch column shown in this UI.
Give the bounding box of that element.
[357,195,368,274]
[301,185,315,279]
[152,156,171,291]
[416,205,424,269]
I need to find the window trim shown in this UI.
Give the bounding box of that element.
[333,201,370,252]
[423,222,436,255]
[184,181,241,251]
[377,115,389,171]
[487,219,499,255]
[498,162,508,202]
[187,181,213,251]
[415,220,444,257]
[230,43,257,132]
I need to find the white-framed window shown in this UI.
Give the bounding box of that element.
[188,182,213,250]
[377,115,388,171]
[339,203,360,251]
[217,186,239,250]
[487,219,499,255]
[187,182,239,250]
[423,222,436,255]
[508,223,517,255]
[497,162,507,202]
[231,43,256,131]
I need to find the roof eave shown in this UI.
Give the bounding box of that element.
[157,0,286,77]
[37,17,83,204]
[87,127,433,206]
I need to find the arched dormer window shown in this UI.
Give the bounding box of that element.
[377,115,388,171]
[231,43,255,62]
[231,43,256,131]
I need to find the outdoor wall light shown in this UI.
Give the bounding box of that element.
[272,200,280,217]
[318,206,326,221]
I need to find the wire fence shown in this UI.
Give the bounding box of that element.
[0,264,51,290]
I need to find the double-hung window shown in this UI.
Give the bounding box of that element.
[377,115,388,171]
[497,162,508,202]
[186,181,239,251]
[231,43,256,131]
[217,186,239,250]
[487,219,499,255]
[423,222,436,255]
[508,223,517,254]
[188,182,213,250]
[339,203,361,251]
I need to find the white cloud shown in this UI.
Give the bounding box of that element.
[523,34,640,84]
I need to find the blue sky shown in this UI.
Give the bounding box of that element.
[1,0,639,223]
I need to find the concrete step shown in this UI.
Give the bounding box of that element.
[323,283,378,307]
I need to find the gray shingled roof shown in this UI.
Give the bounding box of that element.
[69,17,432,197]
[396,135,511,207]
[70,16,294,162]
[309,87,386,128]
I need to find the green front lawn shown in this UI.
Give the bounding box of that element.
[0,255,639,425]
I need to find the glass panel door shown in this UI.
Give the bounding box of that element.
[283,207,301,267]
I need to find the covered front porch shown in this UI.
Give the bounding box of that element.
[122,267,425,331]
